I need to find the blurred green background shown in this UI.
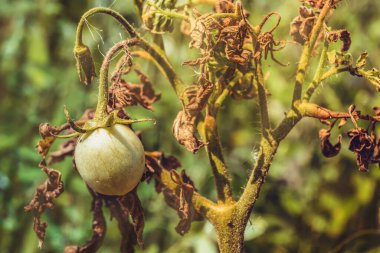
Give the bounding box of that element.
[0,0,379,252]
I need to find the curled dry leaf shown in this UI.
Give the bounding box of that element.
[214,0,235,14]
[144,152,201,234]
[117,189,145,248]
[319,128,342,157]
[37,123,69,158]
[24,162,64,248]
[166,170,200,235]
[103,189,145,251]
[64,188,106,253]
[172,81,213,153]
[347,128,376,172]
[110,69,161,110]
[144,151,181,179]
[173,110,204,153]
[327,29,351,52]
[105,197,137,253]
[290,6,316,44]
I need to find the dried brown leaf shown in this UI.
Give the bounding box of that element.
[24,162,64,248]
[338,118,348,128]
[319,129,342,157]
[109,70,161,110]
[118,189,144,247]
[36,123,69,158]
[173,110,204,153]
[105,197,136,253]
[347,128,376,172]
[290,7,315,44]
[327,29,351,52]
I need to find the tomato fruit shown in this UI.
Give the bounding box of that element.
[74,124,145,195]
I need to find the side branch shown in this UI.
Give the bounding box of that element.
[291,0,334,105]
[237,134,278,219]
[303,40,329,102]
[255,61,270,132]
[201,106,234,203]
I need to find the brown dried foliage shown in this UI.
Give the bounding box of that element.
[144,152,201,235]
[318,105,380,171]
[24,162,64,248]
[110,56,161,110]
[327,29,351,52]
[173,80,213,153]
[290,6,316,44]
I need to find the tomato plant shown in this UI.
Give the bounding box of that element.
[25,0,380,252]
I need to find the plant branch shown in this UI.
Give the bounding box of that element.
[200,106,234,203]
[320,66,349,82]
[291,0,334,106]
[255,61,271,132]
[303,40,329,102]
[95,40,136,119]
[237,134,278,218]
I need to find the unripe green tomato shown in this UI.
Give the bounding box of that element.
[74,124,145,196]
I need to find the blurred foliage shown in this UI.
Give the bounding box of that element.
[0,0,379,252]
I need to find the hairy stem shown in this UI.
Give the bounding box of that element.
[237,134,278,217]
[201,106,234,203]
[303,40,329,102]
[95,40,139,119]
[255,61,270,132]
[291,0,334,105]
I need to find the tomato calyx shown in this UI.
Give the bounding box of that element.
[52,107,154,139]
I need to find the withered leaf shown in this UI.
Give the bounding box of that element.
[25,162,64,248]
[214,0,236,14]
[64,188,106,253]
[173,110,204,153]
[175,181,194,235]
[327,29,351,52]
[104,197,137,253]
[162,170,200,236]
[319,129,342,158]
[347,128,376,172]
[144,151,181,176]
[109,70,161,110]
[118,189,144,247]
[36,123,70,158]
[290,6,315,44]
